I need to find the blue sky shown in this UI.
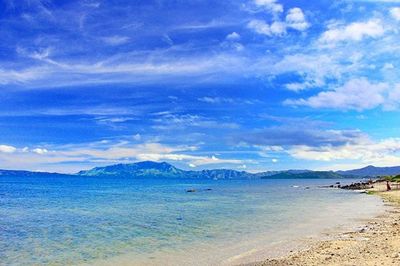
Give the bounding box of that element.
[0,0,400,173]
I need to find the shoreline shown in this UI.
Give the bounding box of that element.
[91,182,390,266]
[249,182,400,266]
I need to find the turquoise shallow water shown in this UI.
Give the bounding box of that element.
[0,176,384,265]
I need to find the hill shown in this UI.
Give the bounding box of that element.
[78,161,186,178]
[337,165,400,177]
[0,169,71,178]
[262,171,344,179]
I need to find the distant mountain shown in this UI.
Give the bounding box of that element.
[337,165,400,177]
[0,169,70,177]
[3,161,400,179]
[78,161,257,179]
[255,169,312,178]
[78,161,186,178]
[262,171,344,179]
[78,161,330,179]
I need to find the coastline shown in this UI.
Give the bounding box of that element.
[90,181,389,266]
[250,182,400,266]
[90,181,385,266]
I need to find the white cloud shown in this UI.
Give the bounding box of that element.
[222,33,244,51]
[383,63,395,70]
[258,145,284,152]
[198,97,257,105]
[319,19,385,43]
[82,1,101,8]
[102,35,130,46]
[248,7,309,36]
[136,153,242,166]
[285,78,394,111]
[386,84,400,110]
[152,113,240,130]
[133,134,142,141]
[247,20,286,36]
[32,148,48,154]
[289,138,400,166]
[0,67,48,85]
[248,19,275,36]
[250,127,400,169]
[226,32,241,41]
[272,54,341,90]
[0,145,17,153]
[1,50,253,87]
[270,21,287,35]
[254,0,283,13]
[29,48,52,61]
[232,43,245,51]
[285,8,310,31]
[238,164,247,169]
[390,7,400,20]
[198,97,234,104]
[285,81,317,92]
[0,141,244,172]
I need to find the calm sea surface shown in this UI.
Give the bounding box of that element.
[0,176,384,265]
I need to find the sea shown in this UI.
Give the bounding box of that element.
[0,176,385,265]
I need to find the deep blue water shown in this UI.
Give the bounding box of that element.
[0,176,384,265]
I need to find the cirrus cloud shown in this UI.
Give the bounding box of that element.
[235,126,367,147]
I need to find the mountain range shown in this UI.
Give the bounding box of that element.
[1,161,400,179]
[337,165,400,177]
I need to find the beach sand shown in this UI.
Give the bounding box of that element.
[251,183,400,266]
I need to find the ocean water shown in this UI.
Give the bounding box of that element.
[0,176,384,266]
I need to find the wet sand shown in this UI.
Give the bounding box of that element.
[252,182,400,266]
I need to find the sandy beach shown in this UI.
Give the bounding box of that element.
[252,182,400,266]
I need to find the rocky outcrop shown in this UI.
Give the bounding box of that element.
[340,180,375,190]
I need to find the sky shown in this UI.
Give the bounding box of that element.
[0,0,400,173]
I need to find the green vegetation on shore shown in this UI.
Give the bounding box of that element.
[384,175,400,182]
